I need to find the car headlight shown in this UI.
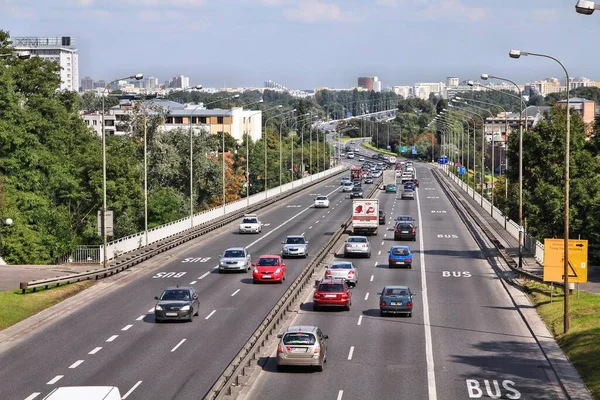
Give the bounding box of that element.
[155,305,163,311]
[275,268,281,274]
[238,260,246,265]
[180,305,191,311]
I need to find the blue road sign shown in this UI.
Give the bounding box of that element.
[411,145,417,155]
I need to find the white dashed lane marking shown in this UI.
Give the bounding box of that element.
[231,289,241,297]
[89,347,102,355]
[337,390,344,400]
[122,381,143,399]
[357,315,363,325]
[347,346,355,360]
[69,360,84,369]
[46,375,64,385]
[24,393,40,400]
[370,275,374,282]
[364,293,369,300]
[206,310,217,320]
[171,339,186,352]
[122,324,133,331]
[136,315,145,321]
[199,271,211,280]
[189,280,197,285]
[106,335,118,342]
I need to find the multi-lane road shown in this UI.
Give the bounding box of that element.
[0,142,570,400]
[245,161,565,400]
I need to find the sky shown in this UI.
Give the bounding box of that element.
[0,0,599,89]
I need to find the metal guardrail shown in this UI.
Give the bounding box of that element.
[432,169,552,286]
[204,176,382,399]
[19,167,350,293]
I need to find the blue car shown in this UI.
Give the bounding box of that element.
[379,285,415,317]
[388,245,413,268]
[404,182,415,191]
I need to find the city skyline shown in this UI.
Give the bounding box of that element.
[1,0,599,88]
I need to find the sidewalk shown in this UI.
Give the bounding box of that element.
[0,264,96,291]
[439,169,600,295]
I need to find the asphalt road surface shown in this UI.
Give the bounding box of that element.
[245,163,565,400]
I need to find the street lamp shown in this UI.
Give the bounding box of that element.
[279,110,298,192]
[575,0,600,14]
[264,108,295,195]
[101,73,143,268]
[215,94,241,212]
[481,72,525,271]
[509,49,572,333]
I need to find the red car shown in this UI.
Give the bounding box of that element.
[252,255,287,284]
[313,279,352,311]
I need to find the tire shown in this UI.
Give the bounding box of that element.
[408,312,412,318]
[380,310,386,317]
[253,279,258,284]
[188,313,193,322]
[313,304,319,311]
[194,308,199,316]
[344,252,349,258]
[344,305,351,311]
[315,364,324,372]
[366,252,371,258]
[408,264,412,269]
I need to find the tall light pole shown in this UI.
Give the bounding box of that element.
[280,111,298,191]
[481,72,525,270]
[101,73,143,268]
[509,49,572,333]
[265,108,295,194]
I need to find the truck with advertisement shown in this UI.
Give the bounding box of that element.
[388,156,397,164]
[382,170,396,189]
[352,199,379,235]
[351,166,362,180]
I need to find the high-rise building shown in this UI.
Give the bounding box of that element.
[447,77,459,88]
[373,80,382,92]
[11,36,79,91]
[169,75,190,89]
[95,80,106,89]
[81,76,94,91]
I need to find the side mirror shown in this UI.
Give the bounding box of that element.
[251,263,256,267]
[154,296,159,300]
[282,263,287,267]
[305,241,309,244]
[323,334,329,339]
[219,255,222,258]
[281,241,285,244]
[277,334,282,338]
[193,294,198,299]
[387,250,390,253]
[377,292,382,295]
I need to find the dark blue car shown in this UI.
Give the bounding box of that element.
[388,245,413,268]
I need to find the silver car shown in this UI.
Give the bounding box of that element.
[219,247,251,273]
[343,236,371,258]
[281,235,309,258]
[276,325,328,371]
[401,189,415,200]
[342,181,354,192]
[325,261,358,287]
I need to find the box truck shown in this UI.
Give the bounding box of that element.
[352,199,379,235]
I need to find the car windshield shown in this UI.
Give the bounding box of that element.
[330,263,352,269]
[384,288,409,297]
[347,237,367,243]
[242,218,257,224]
[387,184,395,188]
[397,223,413,229]
[257,257,279,266]
[224,250,245,258]
[403,189,413,193]
[352,187,361,192]
[316,196,327,201]
[283,333,316,345]
[397,216,412,221]
[343,182,352,186]
[318,283,344,292]
[285,237,305,244]
[392,248,410,256]
[160,290,191,301]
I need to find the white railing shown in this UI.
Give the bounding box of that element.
[444,169,544,264]
[87,165,346,263]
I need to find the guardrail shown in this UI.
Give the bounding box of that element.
[19,166,350,293]
[204,175,383,399]
[432,169,550,286]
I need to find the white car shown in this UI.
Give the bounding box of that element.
[239,214,262,234]
[358,157,365,161]
[314,195,330,208]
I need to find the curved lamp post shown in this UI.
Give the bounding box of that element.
[575,0,600,14]
[101,73,143,268]
[509,49,572,333]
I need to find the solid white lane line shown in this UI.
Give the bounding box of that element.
[347,346,355,360]
[205,310,217,320]
[171,339,186,352]
[89,347,102,355]
[357,315,363,326]
[364,292,369,301]
[136,315,145,321]
[416,182,438,400]
[106,335,118,342]
[122,324,133,331]
[246,186,340,250]
[69,360,84,369]
[231,289,241,297]
[122,381,143,399]
[337,390,344,400]
[370,275,374,282]
[148,308,155,313]
[189,280,197,285]
[374,261,378,267]
[24,393,40,400]
[199,271,211,280]
[46,375,63,385]
[378,250,381,255]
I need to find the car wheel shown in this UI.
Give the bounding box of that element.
[408,264,412,269]
[188,313,193,322]
[408,312,412,318]
[315,364,324,372]
[380,310,386,317]
[344,305,350,311]
[194,308,199,316]
[253,279,258,284]
[344,252,349,258]
[366,252,371,258]
[312,304,319,311]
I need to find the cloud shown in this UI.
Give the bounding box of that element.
[258,0,285,5]
[533,8,559,23]
[417,0,487,22]
[0,0,34,17]
[284,0,358,23]
[117,0,205,6]
[376,0,400,8]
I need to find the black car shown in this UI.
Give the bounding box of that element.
[379,210,386,225]
[394,222,417,241]
[350,186,364,198]
[154,286,199,322]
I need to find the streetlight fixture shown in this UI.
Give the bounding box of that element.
[509,49,572,333]
[101,73,143,268]
[279,110,298,192]
[481,72,525,271]
[575,0,600,14]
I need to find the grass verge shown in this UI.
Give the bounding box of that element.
[0,280,96,331]
[361,142,398,156]
[523,281,600,398]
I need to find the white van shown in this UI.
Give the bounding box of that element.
[43,387,122,400]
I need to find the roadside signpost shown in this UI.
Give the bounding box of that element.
[543,239,588,283]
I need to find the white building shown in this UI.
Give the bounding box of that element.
[169,75,190,89]
[373,80,382,92]
[447,77,459,88]
[389,86,411,98]
[413,82,446,100]
[11,36,79,91]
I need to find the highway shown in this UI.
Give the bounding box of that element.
[245,161,565,400]
[0,171,357,400]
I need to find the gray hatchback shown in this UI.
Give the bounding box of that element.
[276,325,328,371]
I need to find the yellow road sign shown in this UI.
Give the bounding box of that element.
[543,239,588,283]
